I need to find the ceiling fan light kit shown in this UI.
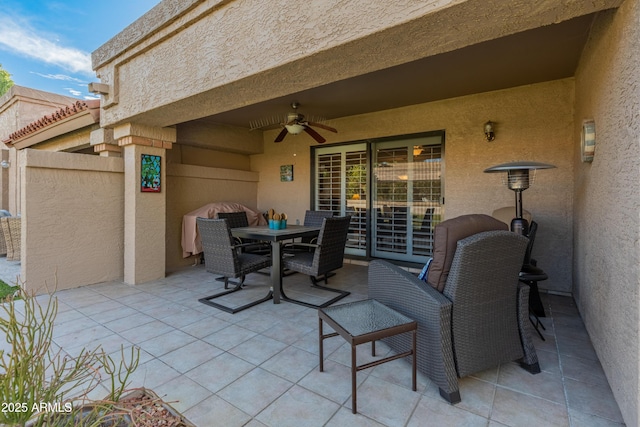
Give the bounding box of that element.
[284,122,305,135]
[252,102,337,144]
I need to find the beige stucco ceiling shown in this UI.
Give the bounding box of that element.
[190,12,594,129]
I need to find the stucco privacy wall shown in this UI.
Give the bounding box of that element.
[254,79,574,294]
[165,163,260,270]
[20,149,124,294]
[573,2,640,425]
[92,0,620,129]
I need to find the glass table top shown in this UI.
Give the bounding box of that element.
[320,299,414,337]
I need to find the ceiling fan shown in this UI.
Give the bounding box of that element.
[274,102,337,144]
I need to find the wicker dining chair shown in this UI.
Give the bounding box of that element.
[281,216,351,308]
[303,210,334,227]
[196,218,272,313]
[217,211,269,254]
[294,209,335,249]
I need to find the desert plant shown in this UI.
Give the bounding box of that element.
[0,287,140,427]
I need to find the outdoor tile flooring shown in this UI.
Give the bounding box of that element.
[0,259,626,426]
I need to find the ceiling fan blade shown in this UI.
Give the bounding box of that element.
[307,121,337,133]
[303,125,326,144]
[274,127,288,143]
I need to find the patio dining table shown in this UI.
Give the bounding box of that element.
[231,225,321,304]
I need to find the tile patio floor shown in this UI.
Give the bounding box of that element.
[0,259,626,426]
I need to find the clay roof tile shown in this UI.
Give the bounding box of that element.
[5,100,100,146]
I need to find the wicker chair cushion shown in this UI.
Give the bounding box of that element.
[427,214,507,292]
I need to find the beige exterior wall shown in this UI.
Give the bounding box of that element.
[573,2,640,425]
[20,149,124,294]
[0,86,77,143]
[165,163,260,271]
[168,145,251,170]
[253,79,575,293]
[31,127,96,153]
[92,0,618,129]
[0,86,78,213]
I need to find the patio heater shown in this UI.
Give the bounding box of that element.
[484,161,556,235]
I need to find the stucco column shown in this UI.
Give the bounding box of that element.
[91,128,122,157]
[115,123,175,285]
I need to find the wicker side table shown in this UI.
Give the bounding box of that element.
[318,299,417,414]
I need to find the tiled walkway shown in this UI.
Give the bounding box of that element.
[0,260,625,426]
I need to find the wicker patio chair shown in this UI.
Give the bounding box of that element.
[8,217,20,261]
[281,216,351,308]
[297,209,335,247]
[0,216,8,257]
[368,225,539,404]
[1,217,20,261]
[196,218,272,313]
[217,211,270,254]
[303,210,334,227]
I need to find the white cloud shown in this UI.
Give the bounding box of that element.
[31,72,87,83]
[0,15,93,75]
[65,88,82,96]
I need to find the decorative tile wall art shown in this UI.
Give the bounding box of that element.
[141,154,161,192]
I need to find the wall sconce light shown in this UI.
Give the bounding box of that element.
[484,161,556,234]
[484,121,495,142]
[0,160,10,169]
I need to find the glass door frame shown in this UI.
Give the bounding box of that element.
[311,131,444,264]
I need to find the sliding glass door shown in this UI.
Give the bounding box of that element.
[371,135,443,262]
[315,143,368,256]
[314,132,443,263]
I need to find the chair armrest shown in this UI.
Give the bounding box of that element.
[367,260,459,401]
[368,260,451,311]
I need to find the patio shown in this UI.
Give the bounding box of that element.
[0,259,625,426]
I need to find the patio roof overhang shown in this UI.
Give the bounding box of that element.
[91,0,623,134]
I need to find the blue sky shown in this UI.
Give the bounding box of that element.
[0,0,160,100]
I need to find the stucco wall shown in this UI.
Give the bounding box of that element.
[165,163,260,270]
[168,145,251,170]
[20,150,124,294]
[253,79,574,293]
[573,2,640,425]
[0,86,77,143]
[0,87,79,212]
[93,0,619,129]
